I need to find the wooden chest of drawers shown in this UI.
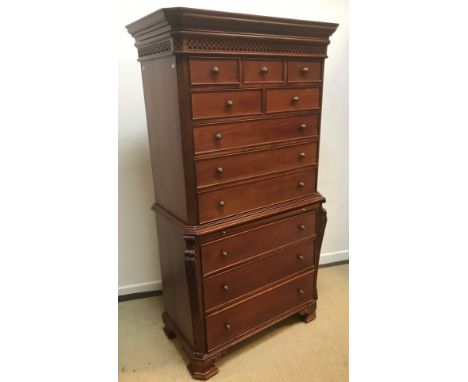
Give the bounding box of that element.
[126,7,338,380]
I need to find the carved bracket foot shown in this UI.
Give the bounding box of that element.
[187,357,219,380]
[299,303,317,323]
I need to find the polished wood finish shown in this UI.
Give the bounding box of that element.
[195,141,318,188]
[155,212,193,345]
[189,57,240,85]
[197,168,317,223]
[191,89,262,120]
[193,114,319,154]
[127,7,337,379]
[287,59,322,82]
[140,56,188,221]
[205,270,315,350]
[243,59,284,83]
[201,209,317,275]
[266,87,321,113]
[203,240,316,312]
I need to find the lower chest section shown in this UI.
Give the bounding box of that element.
[199,206,320,351]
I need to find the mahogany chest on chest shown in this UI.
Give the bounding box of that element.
[126,7,338,379]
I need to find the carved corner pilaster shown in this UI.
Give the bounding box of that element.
[318,206,328,254]
[183,235,207,358]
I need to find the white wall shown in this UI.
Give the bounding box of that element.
[118,0,348,294]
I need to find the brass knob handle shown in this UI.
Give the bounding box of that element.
[298,182,305,188]
[212,66,220,74]
[297,288,305,295]
[222,284,229,291]
[260,66,268,74]
[299,123,307,130]
[216,167,223,174]
[226,100,234,107]
[224,323,231,330]
[215,133,223,140]
[301,67,309,73]
[297,255,305,260]
[221,250,228,257]
[298,224,306,231]
[299,152,306,159]
[219,200,225,208]
[292,96,299,103]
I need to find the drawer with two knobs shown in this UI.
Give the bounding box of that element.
[197,169,316,223]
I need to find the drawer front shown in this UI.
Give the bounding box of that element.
[288,60,322,83]
[192,89,262,120]
[193,115,319,154]
[266,88,320,113]
[205,271,315,350]
[202,211,316,274]
[204,240,315,311]
[189,58,239,85]
[196,142,318,188]
[243,59,284,83]
[197,168,316,223]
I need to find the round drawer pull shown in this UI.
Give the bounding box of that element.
[297,254,305,260]
[298,182,305,188]
[299,123,307,130]
[216,167,223,174]
[297,288,305,295]
[221,250,228,257]
[212,66,220,75]
[299,152,306,159]
[219,200,225,208]
[301,67,309,73]
[298,224,306,231]
[222,284,229,291]
[260,66,269,74]
[292,96,299,103]
[215,133,223,140]
[224,323,231,330]
[226,100,234,107]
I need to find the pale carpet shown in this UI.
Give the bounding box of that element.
[119,264,348,382]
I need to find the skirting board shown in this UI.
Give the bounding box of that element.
[118,250,349,296]
[319,250,349,265]
[118,280,162,296]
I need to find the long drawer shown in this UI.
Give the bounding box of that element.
[205,270,315,350]
[203,240,315,312]
[193,115,319,154]
[202,210,317,275]
[197,169,316,223]
[196,142,318,188]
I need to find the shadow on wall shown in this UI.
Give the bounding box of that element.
[118,133,160,287]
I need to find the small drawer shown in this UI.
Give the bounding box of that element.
[191,89,262,120]
[288,60,322,83]
[197,169,316,223]
[266,88,320,113]
[203,240,316,311]
[205,271,315,350]
[243,59,284,83]
[196,142,318,188]
[202,210,317,275]
[189,58,239,85]
[193,115,319,154]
